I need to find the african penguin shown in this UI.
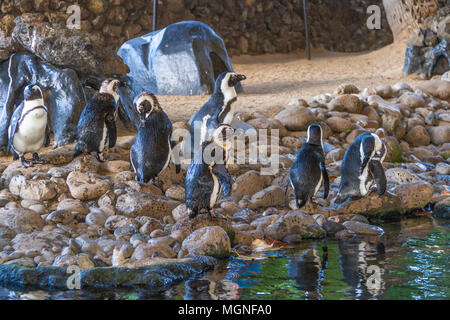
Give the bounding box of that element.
[74,79,121,161]
[185,124,235,219]
[188,72,246,154]
[335,132,387,204]
[288,124,329,209]
[130,92,180,189]
[99,78,122,125]
[7,84,50,168]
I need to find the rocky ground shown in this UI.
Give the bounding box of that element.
[0,67,448,290]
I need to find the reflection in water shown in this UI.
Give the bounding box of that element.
[288,247,326,299]
[0,217,448,300]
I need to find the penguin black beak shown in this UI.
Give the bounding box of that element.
[228,74,246,87]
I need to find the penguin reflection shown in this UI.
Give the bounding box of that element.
[338,240,385,299]
[288,247,328,298]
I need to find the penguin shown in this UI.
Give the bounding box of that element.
[7,84,50,168]
[99,78,122,122]
[188,72,246,154]
[185,124,235,219]
[288,124,329,208]
[73,79,121,161]
[130,92,180,188]
[335,132,387,204]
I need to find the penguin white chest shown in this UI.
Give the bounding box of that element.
[209,170,220,208]
[13,108,47,153]
[314,172,323,196]
[99,123,108,152]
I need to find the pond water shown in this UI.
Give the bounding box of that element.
[0,216,448,300]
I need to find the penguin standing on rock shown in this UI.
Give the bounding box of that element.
[288,124,329,209]
[74,79,121,161]
[335,132,387,204]
[7,84,50,168]
[130,92,180,188]
[188,72,246,154]
[185,124,235,219]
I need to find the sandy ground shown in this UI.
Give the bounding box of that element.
[158,41,422,122]
[0,41,422,165]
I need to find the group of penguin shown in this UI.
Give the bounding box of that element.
[6,71,387,220]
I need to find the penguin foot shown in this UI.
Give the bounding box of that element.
[208,209,217,218]
[94,152,107,162]
[32,153,45,164]
[20,156,33,168]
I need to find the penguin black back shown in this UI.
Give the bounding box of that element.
[289,124,329,208]
[74,92,117,159]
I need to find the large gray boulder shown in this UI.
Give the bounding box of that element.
[0,53,85,150]
[117,21,240,96]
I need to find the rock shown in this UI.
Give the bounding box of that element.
[326,148,346,163]
[116,192,179,219]
[231,170,267,201]
[432,197,450,219]
[118,21,239,96]
[11,231,69,252]
[334,83,360,95]
[331,95,363,113]
[65,154,100,173]
[131,242,176,260]
[0,226,15,239]
[0,208,44,233]
[250,186,285,208]
[45,210,75,224]
[264,210,326,240]
[332,191,402,219]
[399,92,426,109]
[232,208,257,224]
[405,125,431,147]
[172,203,188,222]
[85,210,107,227]
[98,160,131,174]
[326,117,355,133]
[9,175,58,201]
[414,80,450,100]
[384,136,403,163]
[428,126,450,145]
[342,221,384,236]
[57,199,89,215]
[165,185,185,201]
[335,229,357,241]
[390,182,434,212]
[178,226,231,259]
[139,218,164,235]
[435,163,450,175]
[322,221,346,235]
[274,106,315,131]
[12,17,119,76]
[104,215,138,231]
[66,171,111,201]
[171,214,233,243]
[385,168,423,184]
[0,53,85,149]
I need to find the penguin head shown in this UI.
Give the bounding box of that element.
[100,78,122,102]
[23,84,43,101]
[211,124,235,150]
[306,124,323,146]
[134,92,161,125]
[215,72,246,95]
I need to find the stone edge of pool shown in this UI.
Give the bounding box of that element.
[0,255,217,291]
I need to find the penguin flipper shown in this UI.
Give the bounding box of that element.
[212,164,231,197]
[369,160,387,196]
[320,162,330,199]
[105,112,117,148]
[360,136,375,175]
